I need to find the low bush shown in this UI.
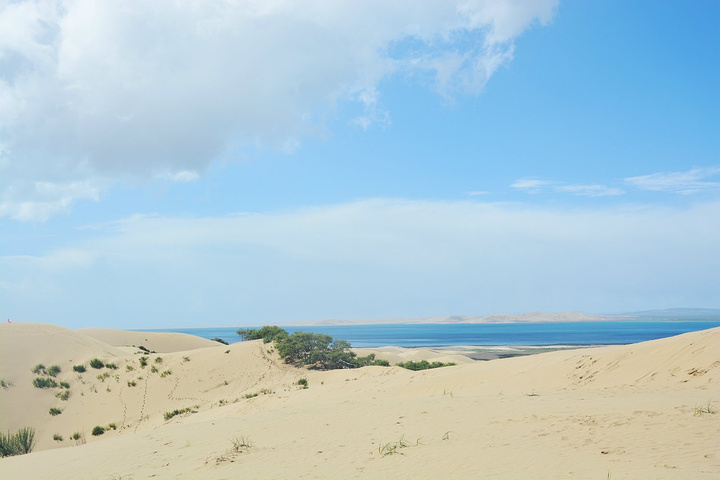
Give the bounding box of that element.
[73,364,86,373]
[89,359,104,369]
[211,337,229,345]
[108,423,117,430]
[49,407,63,416]
[0,379,12,389]
[139,356,149,368]
[105,362,118,370]
[396,360,456,371]
[164,407,192,421]
[154,357,163,364]
[0,427,36,457]
[297,378,308,388]
[47,365,61,377]
[91,426,105,436]
[56,390,70,401]
[31,364,46,375]
[33,377,58,388]
[53,434,63,442]
[160,370,172,378]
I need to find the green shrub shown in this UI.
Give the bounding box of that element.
[0,379,12,389]
[33,377,58,388]
[49,407,62,416]
[47,365,61,377]
[91,426,105,436]
[73,364,86,373]
[160,370,172,378]
[126,364,135,371]
[71,432,82,441]
[53,434,63,442]
[105,362,118,370]
[32,364,47,375]
[154,357,163,364]
[138,345,150,353]
[164,407,192,421]
[139,356,149,368]
[0,427,36,457]
[396,360,456,371]
[108,423,117,430]
[89,358,104,369]
[56,390,70,401]
[127,380,137,387]
[297,378,308,388]
[237,326,288,343]
[211,337,229,345]
[150,365,158,373]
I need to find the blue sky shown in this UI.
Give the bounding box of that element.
[1,0,718,328]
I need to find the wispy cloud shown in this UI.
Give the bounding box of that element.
[466,190,491,196]
[625,167,720,194]
[510,179,555,194]
[556,184,625,197]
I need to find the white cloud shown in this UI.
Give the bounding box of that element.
[2,198,718,327]
[510,178,555,193]
[467,190,491,196]
[625,167,720,194]
[556,184,625,197]
[0,0,558,221]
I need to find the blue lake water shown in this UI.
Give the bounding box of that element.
[137,321,720,348]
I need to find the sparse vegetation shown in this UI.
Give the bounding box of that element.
[150,365,158,373]
[211,337,229,345]
[32,364,46,375]
[0,427,36,457]
[694,400,716,416]
[53,434,63,442]
[396,360,456,371]
[126,364,134,371]
[0,379,12,389]
[47,365,62,377]
[297,378,308,388]
[49,407,63,416]
[127,380,137,387]
[59,381,71,389]
[378,435,411,456]
[139,356,149,368]
[154,357,163,364]
[138,345,151,353]
[92,426,105,436]
[73,364,86,373]
[33,377,58,388]
[71,432,83,441]
[56,390,70,401]
[160,370,172,378]
[230,436,252,450]
[245,392,259,399]
[164,407,192,421]
[182,356,190,362]
[105,362,118,370]
[108,423,117,430]
[90,358,105,369]
[97,372,110,382]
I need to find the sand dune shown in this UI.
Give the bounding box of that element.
[1,323,718,479]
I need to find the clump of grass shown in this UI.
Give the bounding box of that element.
[182,356,190,362]
[0,379,13,389]
[49,407,63,416]
[230,436,252,451]
[97,372,110,382]
[91,426,105,436]
[160,370,172,378]
[108,423,117,430]
[59,381,70,389]
[0,427,36,457]
[52,434,63,442]
[164,407,192,421]
[105,362,118,370]
[137,345,151,353]
[396,360,456,371]
[378,435,410,456]
[32,364,47,375]
[73,364,86,373]
[33,377,58,388]
[150,365,158,373]
[154,357,163,364]
[47,365,61,377]
[139,356,149,368]
[225,350,230,354]
[56,390,70,401]
[127,380,137,387]
[218,399,228,405]
[297,378,308,388]
[71,432,82,441]
[89,358,105,369]
[125,364,135,372]
[694,400,716,416]
[260,388,273,395]
[245,392,259,399]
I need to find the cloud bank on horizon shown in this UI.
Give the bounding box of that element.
[1,0,718,328]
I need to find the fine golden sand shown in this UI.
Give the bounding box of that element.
[1,323,718,479]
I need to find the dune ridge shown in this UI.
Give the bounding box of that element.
[1,323,718,479]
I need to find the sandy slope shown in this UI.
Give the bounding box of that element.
[1,323,718,479]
